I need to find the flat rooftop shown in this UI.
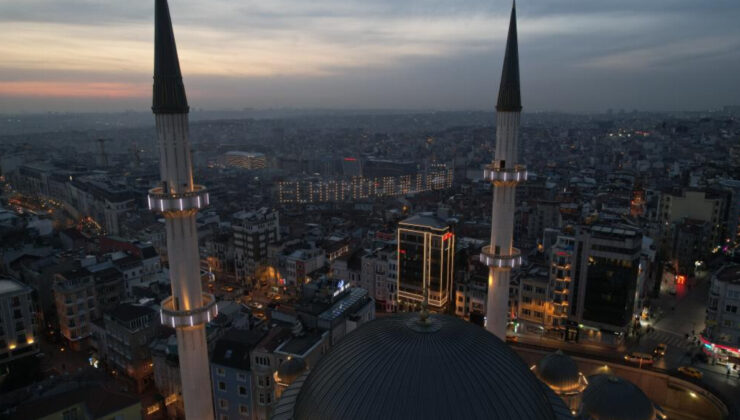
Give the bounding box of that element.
[0,278,29,296]
[399,214,449,230]
[716,265,740,284]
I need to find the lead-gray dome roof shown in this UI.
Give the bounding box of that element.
[277,357,307,384]
[290,313,572,420]
[534,350,584,393]
[579,375,656,420]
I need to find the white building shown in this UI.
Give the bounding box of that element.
[704,264,740,364]
[0,278,39,362]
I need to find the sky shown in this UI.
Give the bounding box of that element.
[0,0,739,114]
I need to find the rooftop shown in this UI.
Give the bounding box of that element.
[0,278,30,296]
[399,214,449,230]
[716,265,740,284]
[106,303,155,324]
[276,332,325,357]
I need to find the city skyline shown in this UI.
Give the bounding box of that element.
[1,0,739,113]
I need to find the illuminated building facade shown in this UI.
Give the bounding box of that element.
[225,151,267,170]
[703,264,740,364]
[397,214,455,311]
[277,167,453,204]
[0,278,38,362]
[147,1,217,418]
[482,3,527,339]
[548,235,578,339]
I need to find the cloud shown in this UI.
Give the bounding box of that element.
[0,0,738,112]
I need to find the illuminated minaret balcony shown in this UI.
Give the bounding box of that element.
[479,245,523,269]
[160,294,219,328]
[483,161,528,186]
[147,184,210,214]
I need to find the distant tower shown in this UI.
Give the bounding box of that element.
[96,138,109,167]
[147,1,217,419]
[481,2,526,339]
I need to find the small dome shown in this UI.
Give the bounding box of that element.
[277,357,307,385]
[580,375,656,420]
[290,313,572,420]
[534,350,584,393]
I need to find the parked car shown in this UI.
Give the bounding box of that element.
[624,352,654,365]
[653,343,667,358]
[678,366,703,379]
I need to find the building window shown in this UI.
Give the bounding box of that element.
[219,399,228,409]
[217,367,225,377]
[726,305,738,314]
[220,415,229,420]
[218,381,226,391]
[237,372,247,382]
[239,386,247,396]
[62,408,79,420]
[239,404,249,416]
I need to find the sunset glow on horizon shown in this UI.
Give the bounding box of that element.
[0,0,738,112]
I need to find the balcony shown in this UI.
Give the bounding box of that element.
[482,163,528,186]
[160,294,218,328]
[479,246,522,269]
[148,185,210,214]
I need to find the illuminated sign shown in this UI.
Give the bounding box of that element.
[442,232,454,241]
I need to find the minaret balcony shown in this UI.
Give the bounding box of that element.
[148,184,210,214]
[483,164,527,185]
[160,293,218,328]
[480,246,522,269]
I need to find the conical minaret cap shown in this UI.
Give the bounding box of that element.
[496,2,522,112]
[152,0,189,114]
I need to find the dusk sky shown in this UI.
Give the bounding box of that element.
[1,0,739,113]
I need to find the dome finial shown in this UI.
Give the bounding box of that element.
[418,275,430,325]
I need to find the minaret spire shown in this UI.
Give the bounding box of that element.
[153,0,189,114]
[496,2,521,112]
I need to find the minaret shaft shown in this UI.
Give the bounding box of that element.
[149,2,215,419]
[482,2,524,340]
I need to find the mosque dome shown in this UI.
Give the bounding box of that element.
[276,313,573,420]
[533,350,587,394]
[579,374,656,420]
[276,357,307,385]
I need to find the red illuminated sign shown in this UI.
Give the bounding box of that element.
[442,232,454,241]
[344,157,357,161]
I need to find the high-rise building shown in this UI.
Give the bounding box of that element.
[0,278,39,362]
[146,1,217,418]
[573,225,643,346]
[482,3,527,339]
[233,207,280,281]
[396,214,455,311]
